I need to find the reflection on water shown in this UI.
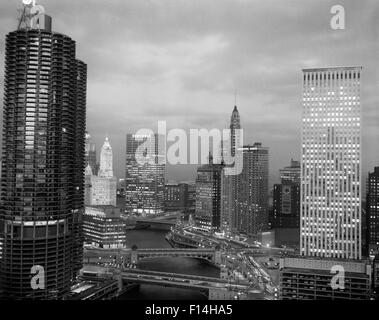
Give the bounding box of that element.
[118,228,220,300]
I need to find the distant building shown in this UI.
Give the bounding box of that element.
[195,155,223,232]
[125,133,165,215]
[367,167,379,255]
[83,206,126,249]
[220,106,241,235]
[85,132,98,175]
[236,143,269,238]
[98,137,114,178]
[164,182,189,211]
[272,162,300,228]
[271,160,301,247]
[85,137,117,206]
[279,256,372,300]
[85,173,117,206]
[186,182,196,213]
[279,159,300,184]
[374,255,379,299]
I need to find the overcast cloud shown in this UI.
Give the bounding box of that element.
[0,0,378,186]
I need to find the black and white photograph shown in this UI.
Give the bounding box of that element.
[0,0,378,315]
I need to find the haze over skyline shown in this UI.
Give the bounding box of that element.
[0,0,378,185]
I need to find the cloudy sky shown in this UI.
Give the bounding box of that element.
[0,0,378,186]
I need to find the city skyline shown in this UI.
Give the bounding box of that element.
[1,0,379,303]
[1,0,378,185]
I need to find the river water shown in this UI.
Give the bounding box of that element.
[118,228,220,300]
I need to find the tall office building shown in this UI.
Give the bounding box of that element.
[280,159,301,184]
[300,66,362,260]
[272,160,301,229]
[98,137,113,178]
[195,155,223,232]
[230,106,241,157]
[271,160,300,247]
[236,143,269,238]
[220,106,241,234]
[125,133,165,215]
[84,137,117,206]
[367,167,379,255]
[0,4,86,299]
[85,132,98,175]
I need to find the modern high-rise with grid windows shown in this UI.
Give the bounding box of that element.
[125,133,165,215]
[300,66,362,260]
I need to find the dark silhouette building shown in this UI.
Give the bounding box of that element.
[0,6,86,299]
[270,160,300,247]
[367,167,379,255]
[164,182,189,211]
[195,155,223,232]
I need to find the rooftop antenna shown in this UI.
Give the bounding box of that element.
[234,88,237,106]
[17,0,46,30]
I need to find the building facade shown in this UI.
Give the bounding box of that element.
[301,67,362,260]
[83,206,126,249]
[220,106,241,235]
[0,7,86,299]
[195,156,223,232]
[85,132,98,175]
[164,182,189,211]
[84,137,117,207]
[279,256,372,300]
[236,143,269,238]
[271,160,301,247]
[98,137,113,178]
[367,167,379,255]
[125,133,165,215]
[279,159,301,184]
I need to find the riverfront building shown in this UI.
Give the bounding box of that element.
[125,133,165,215]
[0,4,86,299]
[83,206,126,249]
[300,67,363,260]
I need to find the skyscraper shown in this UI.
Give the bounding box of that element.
[230,106,241,157]
[84,137,117,206]
[98,137,113,178]
[0,4,86,299]
[367,167,379,255]
[195,155,223,232]
[236,143,269,238]
[300,66,362,260]
[125,133,165,215]
[271,160,300,247]
[279,159,301,184]
[85,132,98,175]
[272,160,301,229]
[220,105,241,234]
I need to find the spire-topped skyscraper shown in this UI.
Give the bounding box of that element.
[99,136,114,178]
[0,1,86,299]
[85,136,117,206]
[221,105,242,234]
[85,132,98,175]
[230,106,241,157]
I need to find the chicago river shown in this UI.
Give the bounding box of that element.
[118,228,220,300]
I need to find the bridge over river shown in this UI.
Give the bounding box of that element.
[84,247,221,265]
